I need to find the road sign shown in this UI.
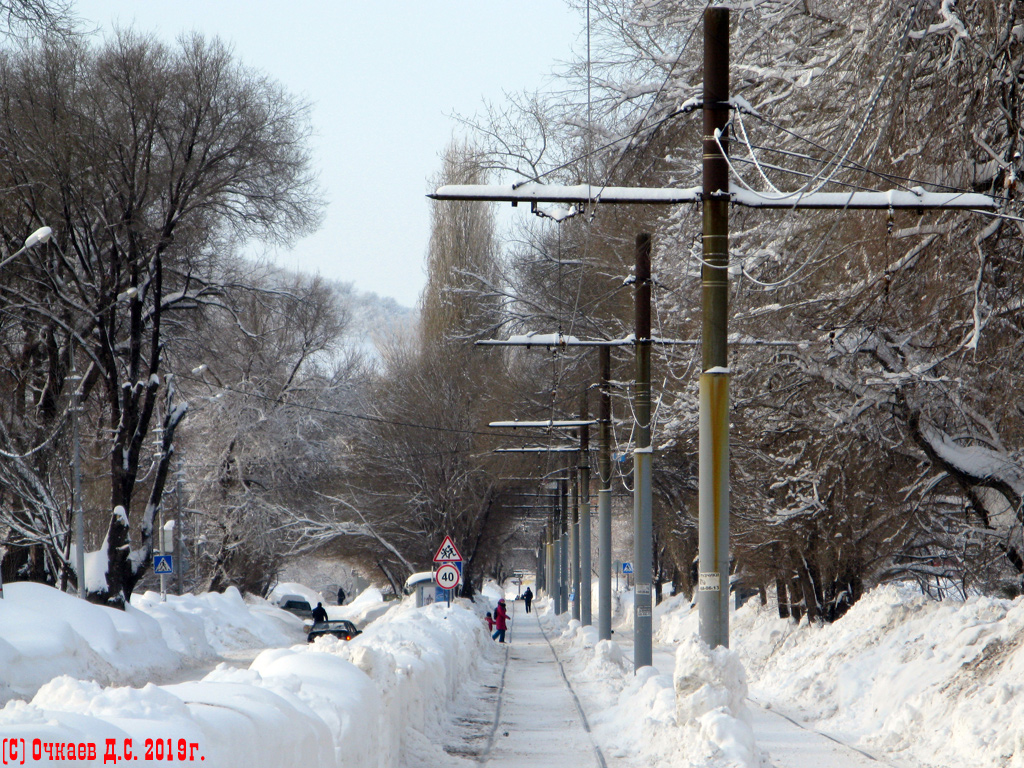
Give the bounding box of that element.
[433,535,463,563]
[622,562,633,574]
[435,563,461,591]
[154,555,173,574]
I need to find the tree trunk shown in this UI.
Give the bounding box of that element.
[776,576,791,620]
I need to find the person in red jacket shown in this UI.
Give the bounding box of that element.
[492,598,509,643]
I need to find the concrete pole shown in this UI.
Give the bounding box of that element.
[552,525,562,614]
[579,390,592,626]
[698,5,732,650]
[174,449,184,595]
[537,539,544,594]
[70,368,85,600]
[560,478,569,614]
[598,346,613,640]
[544,525,553,601]
[571,465,580,620]
[633,232,654,669]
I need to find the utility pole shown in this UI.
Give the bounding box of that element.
[70,363,85,600]
[698,4,732,650]
[174,449,184,596]
[579,389,592,626]
[598,346,613,640]
[633,232,654,669]
[536,537,545,595]
[432,3,995,649]
[552,493,563,614]
[560,477,569,613]
[547,523,555,606]
[696,3,737,651]
[571,464,580,620]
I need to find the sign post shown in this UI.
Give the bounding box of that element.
[432,536,463,607]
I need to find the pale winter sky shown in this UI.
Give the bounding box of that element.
[73,1,581,308]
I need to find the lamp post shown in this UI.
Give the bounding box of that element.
[0,225,51,600]
[0,226,52,271]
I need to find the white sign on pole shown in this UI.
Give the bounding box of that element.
[435,563,461,591]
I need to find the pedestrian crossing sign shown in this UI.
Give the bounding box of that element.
[154,555,173,574]
[432,535,463,563]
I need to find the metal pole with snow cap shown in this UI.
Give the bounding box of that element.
[598,346,613,640]
[579,389,592,627]
[633,233,654,669]
[698,6,731,649]
[570,463,580,621]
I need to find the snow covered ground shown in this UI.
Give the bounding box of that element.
[545,582,1024,768]
[1,578,1022,767]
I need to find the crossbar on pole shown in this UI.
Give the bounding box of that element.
[431,183,995,210]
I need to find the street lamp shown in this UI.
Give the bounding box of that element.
[0,226,52,270]
[0,225,51,600]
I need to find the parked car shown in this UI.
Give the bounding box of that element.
[307,619,361,643]
[277,594,313,620]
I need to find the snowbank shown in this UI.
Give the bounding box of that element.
[733,584,1024,768]
[0,583,188,703]
[0,582,302,704]
[546,612,767,768]
[0,591,487,768]
[326,585,394,626]
[673,637,763,768]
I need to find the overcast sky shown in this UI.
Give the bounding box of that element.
[73,1,581,308]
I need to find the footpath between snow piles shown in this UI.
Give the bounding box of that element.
[3,581,1024,768]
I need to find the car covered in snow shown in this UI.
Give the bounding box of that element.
[276,594,313,619]
[306,619,361,643]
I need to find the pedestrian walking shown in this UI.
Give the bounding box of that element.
[337,586,346,605]
[523,587,533,613]
[311,601,328,623]
[492,598,509,643]
[485,611,495,632]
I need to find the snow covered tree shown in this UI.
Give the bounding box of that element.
[0,31,321,605]
[471,0,1024,609]
[175,267,359,596]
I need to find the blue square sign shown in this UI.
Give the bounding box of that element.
[154,555,173,574]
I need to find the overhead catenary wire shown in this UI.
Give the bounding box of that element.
[176,373,530,441]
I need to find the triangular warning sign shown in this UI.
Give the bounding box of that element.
[432,535,462,563]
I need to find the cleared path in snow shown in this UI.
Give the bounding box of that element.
[439,605,610,768]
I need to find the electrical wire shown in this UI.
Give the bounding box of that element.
[177,373,527,441]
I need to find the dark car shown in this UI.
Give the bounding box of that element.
[307,619,361,643]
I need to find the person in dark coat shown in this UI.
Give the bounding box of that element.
[311,602,329,623]
[522,587,533,613]
[492,599,509,642]
[337,586,346,605]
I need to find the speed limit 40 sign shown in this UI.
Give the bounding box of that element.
[435,563,461,591]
